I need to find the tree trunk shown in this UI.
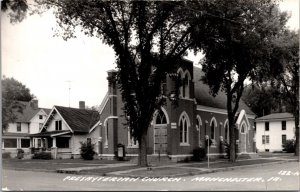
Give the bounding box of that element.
[294,110,299,156]
[229,121,236,162]
[138,132,148,167]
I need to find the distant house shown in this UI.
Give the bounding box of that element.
[2,100,50,157]
[98,59,256,161]
[31,102,100,159]
[255,112,295,152]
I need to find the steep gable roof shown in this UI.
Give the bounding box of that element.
[54,106,100,133]
[13,101,40,123]
[193,67,255,115]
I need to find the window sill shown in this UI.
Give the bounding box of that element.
[180,143,190,146]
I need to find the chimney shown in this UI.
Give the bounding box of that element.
[281,105,286,113]
[79,101,85,109]
[30,99,38,110]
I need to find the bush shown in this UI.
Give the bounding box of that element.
[80,141,95,160]
[282,139,295,153]
[17,149,24,159]
[32,152,52,160]
[2,152,11,159]
[224,142,238,159]
[192,147,206,161]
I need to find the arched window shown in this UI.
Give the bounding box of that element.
[155,110,167,125]
[177,68,184,97]
[183,71,190,98]
[196,115,202,147]
[179,112,190,144]
[241,122,247,134]
[210,117,217,140]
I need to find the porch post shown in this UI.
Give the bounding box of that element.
[51,137,57,159]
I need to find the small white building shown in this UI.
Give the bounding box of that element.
[255,113,295,152]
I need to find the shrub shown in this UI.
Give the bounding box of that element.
[80,141,95,160]
[32,152,52,160]
[17,149,25,159]
[282,139,295,153]
[2,152,11,159]
[192,147,206,161]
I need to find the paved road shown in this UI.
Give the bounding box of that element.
[2,162,300,191]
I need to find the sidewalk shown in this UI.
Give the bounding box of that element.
[56,155,298,177]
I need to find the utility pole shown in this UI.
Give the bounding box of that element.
[66,81,72,107]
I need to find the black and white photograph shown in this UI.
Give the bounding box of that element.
[1,0,299,191]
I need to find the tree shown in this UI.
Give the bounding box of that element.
[2,76,34,130]
[190,0,289,162]
[268,30,299,156]
[35,0,206,166]
[242,83,290,117]
[1,0,29,23]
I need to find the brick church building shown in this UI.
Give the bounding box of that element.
[98,59,256,161]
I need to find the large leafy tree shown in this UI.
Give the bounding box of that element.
[2,76,35,131]
[268,30,299,155]
[242,83,290,117]
[190,0,289,162]
[1,0,29,23]
[35,0,206,166]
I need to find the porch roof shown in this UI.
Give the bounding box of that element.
[2,132,30,137]
[30,130,71,137]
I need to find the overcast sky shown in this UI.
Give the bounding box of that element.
[1,0,299,109]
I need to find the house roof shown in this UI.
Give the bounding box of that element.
[31,130,71,137]
[255,112,294,122]
[54,106,100,133]
[11,101,51,123]
[193,67,255,115]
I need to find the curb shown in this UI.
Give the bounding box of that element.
[105,159,298,178]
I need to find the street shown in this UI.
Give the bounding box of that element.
[2,161,300,191]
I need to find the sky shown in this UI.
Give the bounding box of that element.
[1,0,299,109]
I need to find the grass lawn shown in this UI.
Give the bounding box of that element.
[2,158,125,172]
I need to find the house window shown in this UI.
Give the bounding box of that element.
[282,135,287,145]
[179,115,189,144]
[265,122,269,131]
[21,139,30,148]
[17,123,21,132]
[128,128,138,147]
[210,118,217,140]
[177,69,184,97]
[87,138,91,144]
[3,139,17,148]
[39,123,43,130]
[55,120,62,131]
[161,78,167,96]
[282,121,286,130]
[262,135,270,144]
[39,115,43,120]
[56,137,69,148]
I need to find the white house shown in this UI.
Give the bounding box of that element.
[255,112,295,152]
[31,102,101,159]
[2,100,50,157]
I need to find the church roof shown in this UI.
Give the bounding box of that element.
[193,67,255,115]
